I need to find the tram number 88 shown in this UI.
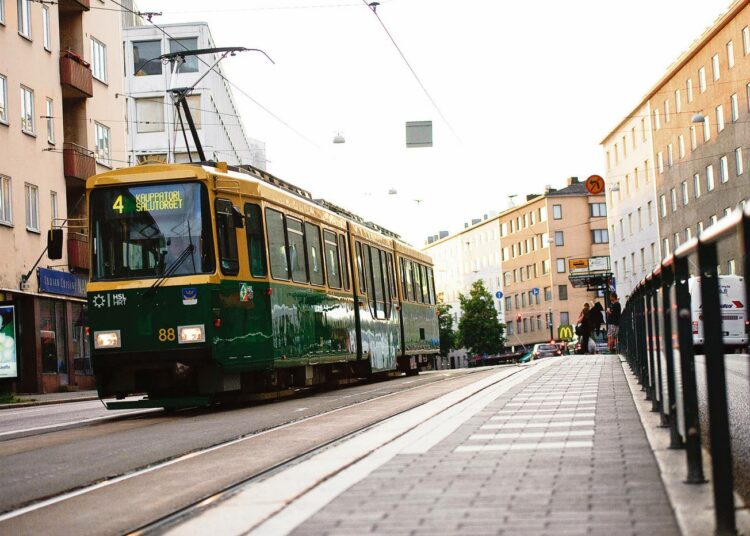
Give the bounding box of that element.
[158,328,176,342]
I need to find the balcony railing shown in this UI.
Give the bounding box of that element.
[63,143,96,182]
[68,233,90,272]
[60,51,93,99]
[58,0,90,12]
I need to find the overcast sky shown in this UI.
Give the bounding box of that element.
[136,0,731,246]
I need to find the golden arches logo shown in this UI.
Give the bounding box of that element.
[558,324,574,340]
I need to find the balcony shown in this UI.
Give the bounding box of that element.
[68,234,90,272]
[58,0,90,12]
[60,52,93,99]
[63,143,96,183]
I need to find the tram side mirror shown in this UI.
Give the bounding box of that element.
[47,229,64,260]
[232,206,244,229]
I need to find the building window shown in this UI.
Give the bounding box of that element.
[716,105,724,132]
[556,258,565,273]
[727,260,736,275]
[45,98,54,143]
[554,231,564,246]
[50,190,58,222]
[592,229,608,244]
[703,116,710,141]
[542,259,550,274]
[558,285,568,301]
[20,85,34,134]
[0,0,5,25]
[731,93,739,122]
[693,173,701,198]
[637,207,642,230]
[667,144,673,167]
[662,238,670,259]
[94,122,111,166]
[664,100,670,122]
[539,207,546,223]
[706,164,715,191]
[659,194,666,218]
[133,40,162,76]
[735,147,744,176]
[670,188,677,211]
[712,54,720,81]
[690,125,697,149]
[709,214,718,227]
[24,183,38,232]
[681,181,688,205]
[169,37,199,73]
[657,152,663,173]
[686,78,693,102]
[720,155,729,183]
[91,38,107,83]
[0,175,11,225]
[698,67,706,92]
[678,135,685,159]
[544,287,552,301]
[0,74,7,124]
[590,202,606,217]
[552,204,562,219]
[42,5,50,50]
[135,97,164,133]
[685,227,692,242]
[653,108,660,130]
[17,0,30,38]
[647,200,653,223]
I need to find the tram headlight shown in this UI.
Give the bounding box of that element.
[178,324,205,344]
[94,330,121,349]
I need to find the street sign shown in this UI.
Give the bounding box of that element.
[495,291,504,299]
[568,258,589,273]
[588,256,610,272]
[585,174,605,195]
[531,288,539,296]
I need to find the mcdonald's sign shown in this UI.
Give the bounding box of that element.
[558,324,575,341]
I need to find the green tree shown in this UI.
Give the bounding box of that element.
[458,280,506,355]
[437,301,456,356]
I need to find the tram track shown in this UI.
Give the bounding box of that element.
[0,366,518,535]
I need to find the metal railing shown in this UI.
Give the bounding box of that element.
[619,204,749,536]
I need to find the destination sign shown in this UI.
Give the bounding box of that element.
[112,190,184,214]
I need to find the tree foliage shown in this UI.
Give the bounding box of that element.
[458,280,506,355]
[437,301,456,356]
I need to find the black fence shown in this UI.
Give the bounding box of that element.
[619,206,749,536]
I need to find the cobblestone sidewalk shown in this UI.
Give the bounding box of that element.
[290,356,680,536]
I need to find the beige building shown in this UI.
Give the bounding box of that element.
[499,178,609,349]
[0,0,126,393]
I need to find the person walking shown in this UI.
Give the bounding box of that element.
[576,303,593,355]
[607,292,622,352]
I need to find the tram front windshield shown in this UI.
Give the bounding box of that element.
[90,182,215,281]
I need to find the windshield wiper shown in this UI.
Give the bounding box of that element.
[144,244,195,298]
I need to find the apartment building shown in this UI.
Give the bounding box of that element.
[601,103,661,300]
[603,0,750,286]
[423,214,502,367]
[0,0,126,393]
[499,179,609,349]
[122,23,267,169]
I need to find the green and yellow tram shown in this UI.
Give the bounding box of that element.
[73,161,438,408]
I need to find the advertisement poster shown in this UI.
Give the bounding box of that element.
[0,305,18,379]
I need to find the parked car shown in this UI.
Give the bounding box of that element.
[574,332,609,354]
[532,343,562,359]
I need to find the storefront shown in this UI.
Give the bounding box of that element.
[0,268,93,394]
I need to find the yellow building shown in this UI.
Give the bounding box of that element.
[0,0,126,393]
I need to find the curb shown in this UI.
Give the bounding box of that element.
[0,395,99,411]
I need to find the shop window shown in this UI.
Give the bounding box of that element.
[40,300,67,375]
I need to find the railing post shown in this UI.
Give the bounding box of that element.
[645,283,657,403]
[697,240,736,535]
[636,291,648,388]
[652,277,667,421]
[674,255,706,484]
[661,266,683,447]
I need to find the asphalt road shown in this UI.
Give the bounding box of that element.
[0,366,512,535]
[694,353,750,505]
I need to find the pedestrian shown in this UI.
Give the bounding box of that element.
[607,292,622,352]
[576,303,593,355]
[591,302,605,334]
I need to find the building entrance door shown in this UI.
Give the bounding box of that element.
[40,299,68,386]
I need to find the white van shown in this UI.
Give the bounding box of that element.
[689,275,747,351]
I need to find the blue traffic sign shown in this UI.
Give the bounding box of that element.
[531,287,539,296]
[495,291,504,299]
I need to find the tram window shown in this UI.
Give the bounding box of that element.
[404,259,414,302]
[399,258,407,298]
[368,246,385,318]
[305,222,325,286]
[323,230,342,289]
[338,234,350,290]
[356,242,367,293]
[265,208,289,280]
[427,267,436,304]
[244,203,267,277]
[412,262,423,303]
[286,217,308,283]
[380,250,391,316]
[420,265,429,305]
[387,253,397,300]
[215,199,239,276]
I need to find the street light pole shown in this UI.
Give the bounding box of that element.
[548,307,553,341]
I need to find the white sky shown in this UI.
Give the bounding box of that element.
[136,0,731,245]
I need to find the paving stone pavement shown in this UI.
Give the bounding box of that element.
[289,356,680,536]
